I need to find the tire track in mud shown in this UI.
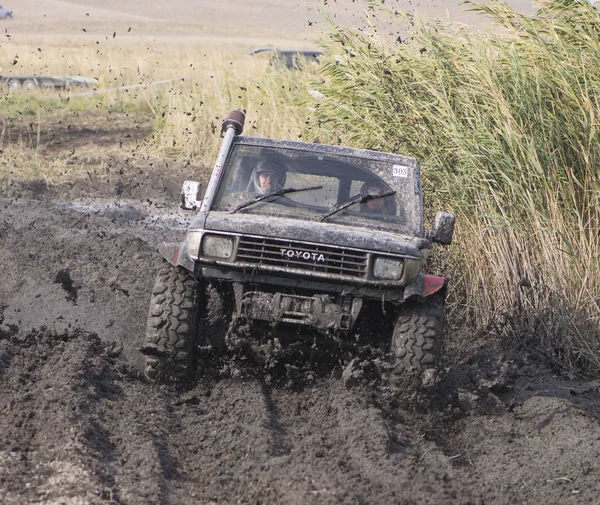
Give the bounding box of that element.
[0,329,122,503]
[0,323,463,505]
[0,326,201,505]
[155,378,477,505]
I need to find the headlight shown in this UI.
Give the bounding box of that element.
[201,234,234,259]
[372,256,404,280]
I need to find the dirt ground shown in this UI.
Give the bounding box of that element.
[1,1,600,504]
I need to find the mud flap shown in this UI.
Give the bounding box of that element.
[158,242,195,272]
[404,272,446,300]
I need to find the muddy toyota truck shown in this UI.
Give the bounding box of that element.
[142,110,455,391]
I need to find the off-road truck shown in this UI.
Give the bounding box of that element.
[142,110,455,390]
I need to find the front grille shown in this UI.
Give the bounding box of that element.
[236,236,368,278]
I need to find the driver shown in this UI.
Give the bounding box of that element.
[249,159,287,195]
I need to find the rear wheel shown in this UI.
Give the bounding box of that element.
[142,261,200,385]
[389,293,445,392]
[22,79,36,91]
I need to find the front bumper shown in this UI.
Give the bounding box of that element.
[197,264,406,302]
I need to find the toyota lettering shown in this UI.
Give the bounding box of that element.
[280,248,326,263]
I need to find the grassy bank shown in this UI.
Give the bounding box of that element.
[304,0,600,375]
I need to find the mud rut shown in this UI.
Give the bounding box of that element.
[0,188,599,505]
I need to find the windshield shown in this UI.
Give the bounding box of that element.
[212,142,421,234]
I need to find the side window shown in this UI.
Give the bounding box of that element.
[350,180,364,197]
[350,177,392,197]
[226,156,256,192]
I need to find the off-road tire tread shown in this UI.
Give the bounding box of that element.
[390,294,445,392]
[143,261,200,384]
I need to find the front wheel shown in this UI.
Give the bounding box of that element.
[389,293,445,393]
[142,261,200,385]
[7,79,21,91]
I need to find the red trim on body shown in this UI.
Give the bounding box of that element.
[422,274,445,297]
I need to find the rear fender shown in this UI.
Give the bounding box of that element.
[158,242,195,272]
[403,272,447,300]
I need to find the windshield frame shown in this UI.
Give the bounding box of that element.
[209,136,424,237]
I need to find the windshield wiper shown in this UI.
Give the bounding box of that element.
[231,185,323,214]
[320,190,396,222]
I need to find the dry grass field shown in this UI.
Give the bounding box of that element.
[1,0,539,63]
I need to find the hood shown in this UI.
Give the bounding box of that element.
[202,211,427,256]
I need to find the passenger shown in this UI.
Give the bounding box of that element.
[359,181,394,215]
[249,159,287,195]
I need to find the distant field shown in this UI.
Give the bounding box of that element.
[2,0,535,46]
[0,0,537,93]
[0,0,537,185]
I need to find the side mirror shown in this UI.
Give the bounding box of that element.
[181,180,202,210]
[426,211,455,245]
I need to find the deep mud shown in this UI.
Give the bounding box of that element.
[1,175,600,505]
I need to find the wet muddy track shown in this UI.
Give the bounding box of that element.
[1,192,599,505]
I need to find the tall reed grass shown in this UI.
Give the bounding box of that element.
[304,0,600,375]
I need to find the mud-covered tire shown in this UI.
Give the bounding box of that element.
[389,293,445,392]
[142,261,200,385]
